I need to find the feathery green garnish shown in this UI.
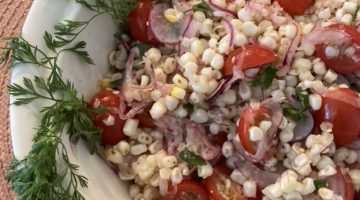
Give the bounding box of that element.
[1,0,137,199]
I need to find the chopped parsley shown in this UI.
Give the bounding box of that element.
[251,66,277,89]
[180,148,206,166]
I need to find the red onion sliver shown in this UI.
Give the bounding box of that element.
[207,0,237,18]
[327,167,354,199]
[155,115,185,154]
[345,138,360,150]
[223,19,235,49]
[235,161,280,188]
[277,19,301,76]
[292,111,314,141]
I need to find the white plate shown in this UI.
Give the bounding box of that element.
[10,0,131,199]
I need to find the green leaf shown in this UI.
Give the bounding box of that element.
[314,179,327,190]
[283,107,307,124]
[183,103,194,114]
[192,2,212,16]
[137,44,151,56]
[65,41,94,64]
[251,66,277,89]
[109,79,122,87]
[180,148,206,166]
[295,90,311,111]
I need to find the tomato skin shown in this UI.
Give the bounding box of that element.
[89,90,126,145]
[204,167,262,200]
[238,105,272,154]
[343,172,355,200]
[223,45,277,76]
[162,180,209,200]
[315,88,360,146]
[136,111,155,128]
[127,0,161,45]
[315,24,360,73]
[276,0,313,16]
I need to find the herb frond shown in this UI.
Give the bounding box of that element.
[284,90,311,123]
[192,1,212,16]
[180,148,206,166]
[251,66,277,89]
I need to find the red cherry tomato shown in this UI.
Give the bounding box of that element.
[315,88,360,146]
[238,105,272,154]
[89,90,126,145]
[223,45,278,76]
[204,167,262,200]
[162,180,209,200]
[315,24,360,73]
[127,0,161,45]
[276,0,313,16]
[135,111,155,128]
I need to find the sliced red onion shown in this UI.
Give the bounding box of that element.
[235,161,280,188]
[223,19,235,49]
[172,0,192,12]
[345,138,360,150]
[208,0,237,18]
[185,122,221,160]
[118,53,157,120]
[244,68,260,79]
[155,115,185,154]
[207,47,247,101]
[277,19,301,76]
[233,99,283,163]
[292,111,314,141]
[301,21,352,49]
[149,4,192,45]
[327,168,352,200]
[356,22,360,32]
[182,14,200,39]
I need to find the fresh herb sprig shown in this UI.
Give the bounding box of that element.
[0,0,134,198]
[180,148,206,166]
[251,66,277,89]
[192,2,212,16]
[284,90,311,123]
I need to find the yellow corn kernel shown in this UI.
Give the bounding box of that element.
[171,86,186,99]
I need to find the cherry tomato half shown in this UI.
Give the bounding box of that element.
[223,45,278,76]
[315,88,360,146]
[315,24,360,73]
[238,105,272,154]
[127,0,161,45]
[162,180,209,200]
[204,167,262,200]
[276,0,313,16]
[89,90,126,145]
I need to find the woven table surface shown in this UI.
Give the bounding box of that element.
[0,0,33,199]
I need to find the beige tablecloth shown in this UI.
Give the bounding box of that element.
[0,0,33,199]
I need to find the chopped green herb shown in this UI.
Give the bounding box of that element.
[180,148,206,166]
[110,79,123,87]
[284,107,308,123]
[314,179,327,190]
[183,103,194,114]
[137,43,152,56]
[251,66,277,89]
[192,2,212,16]
[283,91,311,123]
